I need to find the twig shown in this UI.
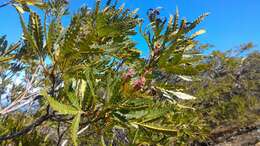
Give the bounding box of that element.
[0,113,52,141]
[2,42,20,56]
[0,94,42,114]
[0,66,40,115]
[0,1,12,8]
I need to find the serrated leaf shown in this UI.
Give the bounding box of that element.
[78,79,86,100]
[130,8,139,16]
[178,75,193,81]
[71,113,81,146]
[46,95,80,115]
[100,135,106,146]
[13,4,24,14]
[15,0,43,6]
[125,110,148,120]
[29,12,44,51]
[15,7,38,50]
[159,87,196,100]
[141,108,170,123]
[172,7,179,32]
[67,92,80,109]
[133,122,177,135]
[191,29,206,38]
[85,68,96,109]
[169,91,196,100]
[186,12,209,32]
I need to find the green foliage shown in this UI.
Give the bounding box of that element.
[0,113,54,145]
[71,113,81,146]
[0,0,259,146]
[46,94,81,115]
[188,49,260,128]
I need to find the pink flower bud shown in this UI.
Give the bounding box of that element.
[154,43,160,56]
[122,68,135,80]
[133,76,146,90]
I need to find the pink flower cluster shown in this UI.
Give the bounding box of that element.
[133,76,146,90]
[122,68,135,80]
[122,68,147,90]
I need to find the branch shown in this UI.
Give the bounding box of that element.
[0,113,52,141]
[3,42,20,56]
[0,94,41,115]
[0,67,40,115]
[0,55,16,63]
[0,1,12,8]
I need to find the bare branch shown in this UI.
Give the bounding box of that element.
[0,1,12,8]
[0,113,52,141]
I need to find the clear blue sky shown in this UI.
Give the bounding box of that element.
[0,0,259,57]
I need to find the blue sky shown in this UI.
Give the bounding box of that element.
[0,0,259,57]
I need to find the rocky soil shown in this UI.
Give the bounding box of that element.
[210,122,260,146]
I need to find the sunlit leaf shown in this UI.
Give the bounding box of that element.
[46,94,80,115]
[169,91,196,100]
[133,122,177,135]
[13,4,24,14]
[71,113,81,146]
[191,29,206,38]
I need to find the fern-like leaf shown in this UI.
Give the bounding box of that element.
[71,113,81,146]
[45,94,80,115]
